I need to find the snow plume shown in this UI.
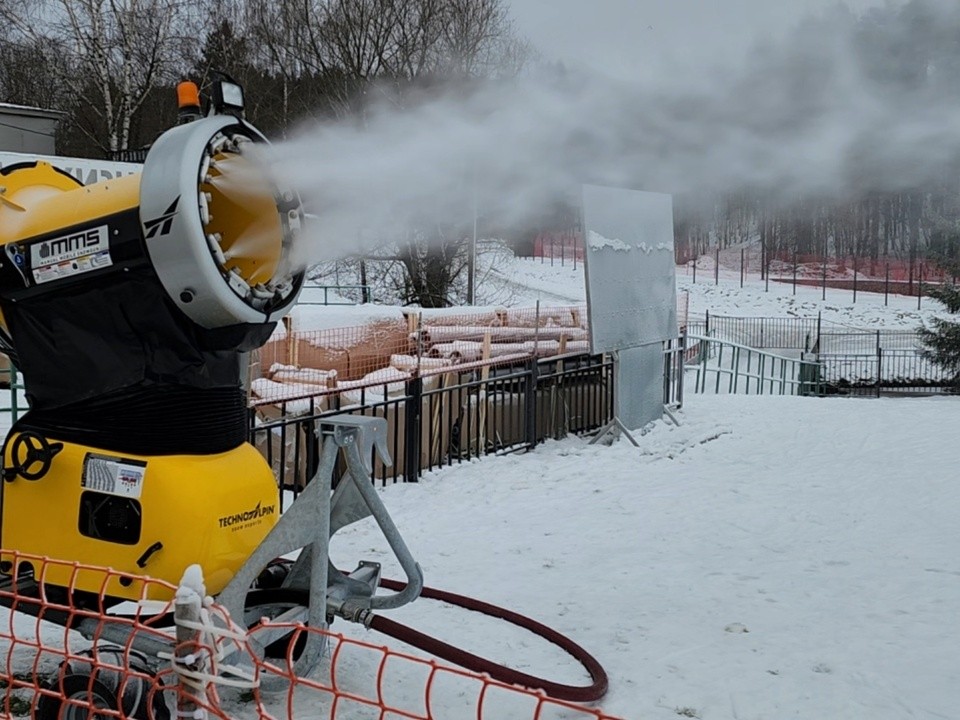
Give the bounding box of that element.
[261,0,960,271]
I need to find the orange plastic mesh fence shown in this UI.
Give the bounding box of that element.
[250,305,592,407]
[251,301,686,406]
[1,551,622,720]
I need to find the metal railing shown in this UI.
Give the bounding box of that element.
[297,284,373,305]
[108,147,148,163]
[817,331,921,354]
[248,341,691,492]
[0,361,25,427]
[690,315,958,396]
[249,353,622,493]
[702,314,820,351]
[688,334,822,396]
[663,336,687,408]
[818,348,955,397]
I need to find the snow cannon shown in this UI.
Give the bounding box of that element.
[0,102,305,602]
[0,82,610,714]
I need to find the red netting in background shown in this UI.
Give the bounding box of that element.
[1,551,622,720]
[686,247,952,295]
[532,233,585,264]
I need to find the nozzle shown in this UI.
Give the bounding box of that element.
[177,81,202,124]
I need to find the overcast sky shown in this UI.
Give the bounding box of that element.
[507,0,901,82]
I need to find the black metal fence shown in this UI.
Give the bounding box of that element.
[249,344,683,496]
[249,353,623,497]
[816,331,920,354]
[691,314,956,396]
[699,313,820,351]
[663,337,687,407]
[818,347,955,397]
[108,148,148,163]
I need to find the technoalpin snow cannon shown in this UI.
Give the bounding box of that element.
[0,84,305,602]
[0,83,605,714]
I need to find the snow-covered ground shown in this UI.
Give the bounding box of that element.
[3,255,957,719]
[678,272,940,331]
[286,252,945,334]
[493,255,943,333]
[326,393,960,720]
[299,259,959,719]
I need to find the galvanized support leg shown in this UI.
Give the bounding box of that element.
[217,414,423,685]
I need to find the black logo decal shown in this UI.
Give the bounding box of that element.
[144,197,180,239]
[218,500,276,529]
[45,229,102,256]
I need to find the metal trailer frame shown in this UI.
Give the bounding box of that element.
[1,415,423,693]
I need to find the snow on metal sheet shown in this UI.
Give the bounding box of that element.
[581,185,678,353]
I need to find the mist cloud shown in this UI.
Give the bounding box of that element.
[262,0,960,270]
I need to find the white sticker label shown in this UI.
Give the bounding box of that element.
[31,224,113,285]
[82,454,146,499]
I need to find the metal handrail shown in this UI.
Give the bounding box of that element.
[688,334,822,396]
[1,362,24,426]
[298,284,372,305]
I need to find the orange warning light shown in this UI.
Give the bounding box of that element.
[177,81,201,110]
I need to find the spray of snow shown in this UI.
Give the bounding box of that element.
[253,0,960,274]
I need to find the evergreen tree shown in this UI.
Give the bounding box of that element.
[920,217,960,377]
[919,318,960,376]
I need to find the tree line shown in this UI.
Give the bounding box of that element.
[4,0,960,305]
[0,0,527,156]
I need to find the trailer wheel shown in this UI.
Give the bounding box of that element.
[34,648,169,720]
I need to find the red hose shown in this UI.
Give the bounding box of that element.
[370,576,609,703]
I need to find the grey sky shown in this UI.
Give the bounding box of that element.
[508,0,899,82]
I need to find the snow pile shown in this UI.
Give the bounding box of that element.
[289,304,405,333]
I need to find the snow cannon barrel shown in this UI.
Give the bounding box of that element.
[0,115,304,332]
[0,116,304,452]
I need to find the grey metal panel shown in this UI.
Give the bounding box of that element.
[617,343,665,431]
[0,112,58,154]
[582,185,678,353]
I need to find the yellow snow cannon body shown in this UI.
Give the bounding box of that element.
[0,113,304,602]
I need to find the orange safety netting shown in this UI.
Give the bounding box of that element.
[251,301,688,407]
[2,551,622,720]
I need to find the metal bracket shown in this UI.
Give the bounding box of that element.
[321,414,392,473]
[218,414,423,686]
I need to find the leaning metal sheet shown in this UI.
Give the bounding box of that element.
[617,343,665,430]
[581,185,678,353]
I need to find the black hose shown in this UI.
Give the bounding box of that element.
[370,576,607,703]
[247,570,609,703]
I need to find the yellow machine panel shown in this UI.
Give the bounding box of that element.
[0,163,139,249]
[0,437,279,601]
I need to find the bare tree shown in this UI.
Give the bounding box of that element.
[0,0,195,153]
[438,0,518,77]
